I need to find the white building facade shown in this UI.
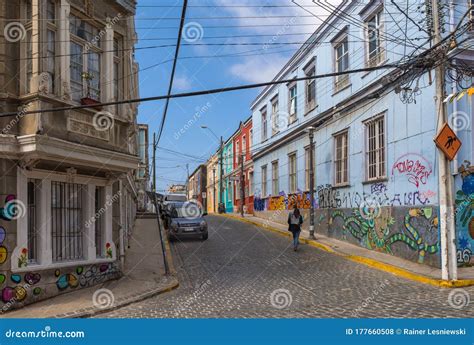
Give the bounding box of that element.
[251,0,474,268]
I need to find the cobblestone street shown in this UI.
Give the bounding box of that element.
[98,216,474,318]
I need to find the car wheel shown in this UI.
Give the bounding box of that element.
[201,233,208,240]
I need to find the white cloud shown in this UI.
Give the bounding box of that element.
[211,0,342,83]
[173,75,193,91]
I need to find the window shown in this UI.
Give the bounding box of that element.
[46,30,56,91]
[249,129,253,148]
[51,182,85,262]
[235,140,240,165]
[334,37,349,91]
[249,171,254,196]
[272,161,279,195]
[261,165,267,197]
[26,30,33,93]
[95,187,105,258]
[334,131,349,185]
[304,61,316,112]
[288,82,297,123]
[27,179,40,263]
[261,107,268,141]
[305,146,315,191]
[271,95,279,135]
[47,0,56,22]
[366,9,384,67]
[289,153,297,193]
[366,116,386,180]
[113,38,122,113]
[138,128,146,165]
[69,14,102,101]
[242,135,247,157]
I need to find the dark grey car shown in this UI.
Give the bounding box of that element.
[165,202,208,241]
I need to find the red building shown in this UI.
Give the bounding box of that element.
[232,117,254,214]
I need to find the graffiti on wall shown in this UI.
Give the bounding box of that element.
[1,271,42,311]
[0,226,7,265]
[456,161,474,265]
[330,207,439,264]
[391,153,432,188]
[0,195,25,221]
[254,191,313,211]
[315,183,432,210]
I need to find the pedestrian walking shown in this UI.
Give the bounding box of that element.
[288,206,303,251]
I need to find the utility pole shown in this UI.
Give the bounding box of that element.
[213,167,216,213]
[240,153,245,217]
[308,127,316,239]
[432,0,457,281]
[219,136,224,213]
[152,132,156,193]
[185,163,190,198]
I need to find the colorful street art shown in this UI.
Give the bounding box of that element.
[106,243,113,258]
[456,161,474,265]
[330,207,439,264]
[18,248,27,268]
[254,191,313,212]
[391,153,433,188]
[0,226,7,265]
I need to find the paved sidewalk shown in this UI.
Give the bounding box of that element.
[220,213,474,287]
[3,216,178,318]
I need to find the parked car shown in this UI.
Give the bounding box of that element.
[164,202,208,241]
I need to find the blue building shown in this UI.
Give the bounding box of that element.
[251,0,473,270]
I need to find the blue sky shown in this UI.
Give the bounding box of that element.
[134,0,330,192]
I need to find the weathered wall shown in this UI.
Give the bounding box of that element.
[455,162,474,266]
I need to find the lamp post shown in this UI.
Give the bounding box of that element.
[201,125,224,213]
[305,126,316,239]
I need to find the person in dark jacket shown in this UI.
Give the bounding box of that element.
[288,206,303,251]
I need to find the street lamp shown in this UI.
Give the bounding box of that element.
[201,125,224,213]
[305,126,316,239]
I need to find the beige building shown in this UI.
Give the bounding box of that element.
[205,153,219,214]
[0,0,142,310]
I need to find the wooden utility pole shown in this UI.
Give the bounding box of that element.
[432,0,457,281]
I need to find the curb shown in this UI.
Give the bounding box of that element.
[70,277,180,319]
[218,213,474,289]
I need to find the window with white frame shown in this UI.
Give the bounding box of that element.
[242,135,247,158]
[271,95,279,135]
[334,36,349,91]
[261,165,267,197]
[272,160,279,195]
[365,115,386,180]
[69,14,102,101]
[305,146,315,191]
[334,131,349,185]
[235,140,240,165]
[304,60,316,112]
[288,153,297,193]
[261,107,268,141]
[366,8,384,67]
[27,179,40,264]
[288,82,297,123]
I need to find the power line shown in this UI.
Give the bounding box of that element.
[155,0,189,147]
[0,63,404,118]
